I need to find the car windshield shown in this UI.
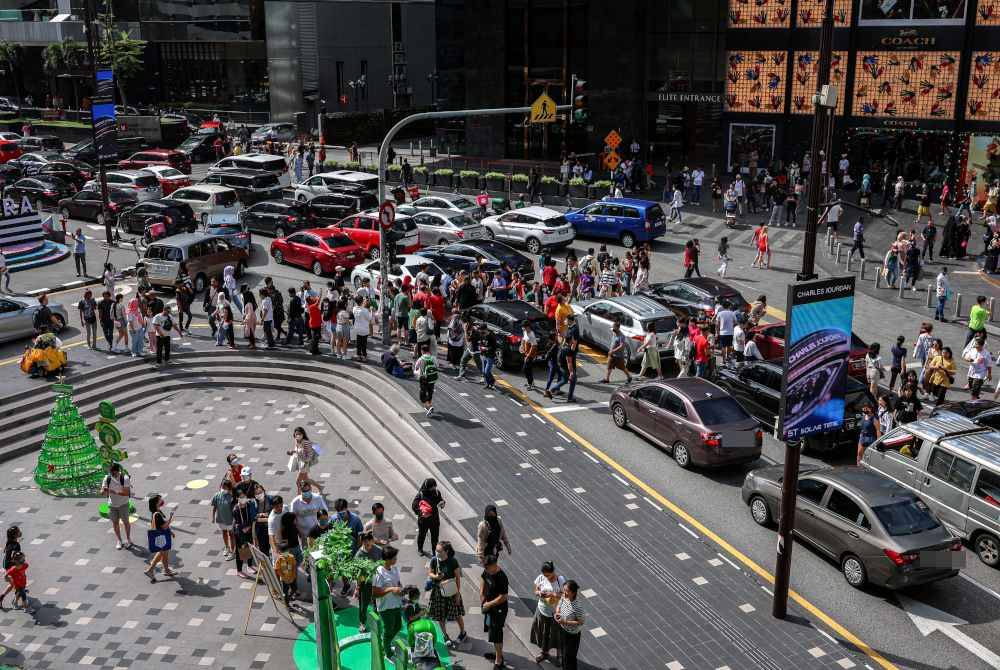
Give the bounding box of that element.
[68,140,91,152]
[472,240,517,259]
[144,245,183,262]
[642,316,678,333]
[251,174,280,188]
[318,233,354,248]
[207,223,242,234]
[179,137,201,149]
[542,215,569,228]
[451,197,476,210]
[693,397,752,425]
[404,262,442,276]
[646,205,666,222]
[134,175,159,188]
[450,214,479,228]
[157,168,184,178]
[872,499,940,536]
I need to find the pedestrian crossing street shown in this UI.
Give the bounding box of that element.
[665,211,807,251]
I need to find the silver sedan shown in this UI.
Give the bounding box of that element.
[0,295,69,344]
[410,209,489,247]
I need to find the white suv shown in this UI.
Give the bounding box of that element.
[480,205,576,254]
[83,170,163,202]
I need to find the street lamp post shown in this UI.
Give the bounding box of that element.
[376,105,570,344]
[427,71,439,110]
[81,0,112,245]
[773,0,837,621]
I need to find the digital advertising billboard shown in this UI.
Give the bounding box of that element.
[92,68,118,162]
[780,277,857,442]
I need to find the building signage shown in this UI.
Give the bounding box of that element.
[878,28,936,48]
[656,92,722,104]
[881,119,919,127]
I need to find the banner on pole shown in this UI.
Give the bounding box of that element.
[92,69,118,161]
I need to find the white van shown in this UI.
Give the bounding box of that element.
[166,184,241,225]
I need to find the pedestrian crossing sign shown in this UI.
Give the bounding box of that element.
[604,150,621,171]
[530,93,558,124]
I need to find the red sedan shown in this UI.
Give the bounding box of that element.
[141,165,192,195]
[270,228,366,276]
[118,149,192,174]
[751,320,869,380]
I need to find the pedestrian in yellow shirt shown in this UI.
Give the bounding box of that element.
[925,347,956,405]
[554,295,573,339]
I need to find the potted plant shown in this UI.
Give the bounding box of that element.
[540,175,560,196]
[387,163,402,182]
[511,173,530,195]
[484,171,506,191]
[590,179,613,198]
[459,169,480,189]
[569,176,588,198]
[413,165,429,185]
[433,167,454,188]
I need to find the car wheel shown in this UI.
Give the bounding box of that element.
[974,532,1000,567]
[611,403,628,428]
[194,273,207,294]
[485,227,495,240]
[312,260,324,276]
[275,226,286,239]
[201,213,208,226]
[353,275,362,288]
[841,554,868,588]
[672,442,691,469]
[369,246,380,260]
[273,249,284,265]
[235,261,246,278]
[621,231,636,248]
[749,495,772,526]
[50,313,66,334]
[438,238,449,246]
[297,193,307,202]
[525,237,542,254]
[60,207,71,220]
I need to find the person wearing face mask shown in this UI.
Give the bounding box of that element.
[287,426,322,493]
[476,504,512,566]
[144,494,175,581]
[353,531,383,633]
[235,466,258,499]
[428,540,467,647]
[412,478,445,558]
[211,480,236,561]
[531,561,566,664]
[333,498,365,596]
[232,491,257,579]
[372,546,405,654]
[252,484,273,559]
[308,509,333,544]
[267,496,285,558]
[291,483,328,542]
[363,502,399,549]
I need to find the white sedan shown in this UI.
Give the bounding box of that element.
[350,253,444,294]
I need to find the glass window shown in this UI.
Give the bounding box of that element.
[659,391,688,417]
[297,236,320,248]
[872,499,940,536]
[948,456,978,492]
[797,478,828,505]
[927,449,954,482]
[604,205,623,217]
[286,234,306,245]
[635,385,662,405]
[586,303,610,319]
[826,489,870,529]
[622,207,640,218]
[975,469,1000,506]
[764,324,786,340]
[693,398,751,425]
[0,299,20,313]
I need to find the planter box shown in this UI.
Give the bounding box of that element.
[386,171,402,183]
[510,181,529,195]
[485,177,506,192]
[569,184,588,198]
[414,172,429,185]
[589,185,611,199]
[432,174,454,188]
[540,181,560,196]
[461,175,480,189]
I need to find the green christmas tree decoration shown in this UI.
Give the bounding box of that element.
[34,383,108,496]
[95,400,127,470]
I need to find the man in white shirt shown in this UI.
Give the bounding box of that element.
[290,483,328,541]
[101,462,133,549]
[935,267,950,322]
[267,495,285,557]
[820,199,843,243]
[744,338,763,361]
[260,288,275,349]
[372,546,404,653]
[964,338,993,400]
[715,303,738,362]
[691,168,705,205]
[151,305,181,365]
[838,154,850,185]
[352,296,372,360]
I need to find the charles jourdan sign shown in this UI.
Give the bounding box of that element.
[655,92,723,104]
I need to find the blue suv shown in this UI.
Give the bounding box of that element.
[564,198,667,248]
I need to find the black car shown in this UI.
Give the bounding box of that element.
[240,199,313,237]
[58,188,139,224]
[930,399,1000,430]
[18,135,64,152]
[200,168,283,206]
[416,240,535,281]
[306,191,379,224]
[7,151,62,176]
[176,133,222,163]
[462,300,556,371]
[62,137,145,164]
[116,198,197,235]
[644,278,750,319]
[36,161,93,191]
[712,360,869,454]
[0,163,22,188]
[4,176,75,210]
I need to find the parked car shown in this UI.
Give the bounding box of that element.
[35,161,93,191]
[410,193,485,220]
[175,133,221,163]
[83,170,162,202]
[240,199,313,238]
[251,122,297,144]
[166,184,240,225]
[861,415,1000,567]
[18,135,63,152]
[743,464,962,588]
[209,153,289,186]
[330,211,420,260]
[0,295,68,343]
[142,233,248,292]
[929,399,1000,430]
[462,300,556,371]
[751,320,868,381]
[712,360,869,454]
[414,240,534,281]
[141,164,192,196]
[350,254,445,294]
[410,209,489,247]
[480,205,575,253]
[404,247,480,277]
[118,149,192,175]
[0,139,22,164]
[0,132,21,142]
[0,163,23,188]
[305,191,379,224]
[8,151,61,176]
[116,199,197,236]
[294,170,379,201]
[5,176,74,210]
[571,295,678,369]
[565,198,667,248]
[204,214,251,253]
[58,188,138,225]
[611,377,763,468]
[200,168,283,206]
[0,98,19,115]
[643,278,750,319]
[271,228,367,276]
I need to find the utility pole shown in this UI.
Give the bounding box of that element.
[773,0,837,621]
[376,105,570,344]
[82,0,112,245]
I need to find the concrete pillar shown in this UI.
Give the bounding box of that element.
[926,284,933,308]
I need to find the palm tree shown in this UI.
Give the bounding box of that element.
[98,25,145,109]
[42,40,86,107]
[0,41,21,104]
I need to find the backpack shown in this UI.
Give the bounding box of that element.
[275,553,297,584]
[161,315,173,332]
[419,355,438,383]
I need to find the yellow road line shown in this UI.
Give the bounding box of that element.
[577,343,607,365]
[765,305,787,321]
[495,377,898,670]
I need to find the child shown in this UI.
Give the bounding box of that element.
[717,237,731,277]
[5,551,29,612]
[1,525,22,608]
[402,585,425,624]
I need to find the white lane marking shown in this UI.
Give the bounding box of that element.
[543,401,609,414]
[509,397,523,407]
[643,496,663,512]
[817,629,836,644]
[64,280,84,287]
[556,432,571,443]
[959,572,1000,603]
[611,473,630,487]
[717,553,741,570]
[761,586,773,595]
[678,523,699,539]
[583,452,600,464]
[533,414,546,424]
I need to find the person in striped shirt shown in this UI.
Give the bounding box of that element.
[555,579,586,670]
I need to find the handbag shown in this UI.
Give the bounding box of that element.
[438,578,458,597]
[238,544,251,561]
[287,452,300,472]
[147,529,172,553]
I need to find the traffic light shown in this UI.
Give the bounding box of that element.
[572,75,589,125]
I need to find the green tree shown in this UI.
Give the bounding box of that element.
[97,23,146,109]
[0,41,22,104]
[42,39,86,101]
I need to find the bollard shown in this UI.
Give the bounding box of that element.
[846,255,852,271]
[828,233,835,256]
[897,279,905,299]
[860,259,868,280]
[954,293,963,319]
[835,243,843,264]
[926,284,933,308]
[989,297,996,322]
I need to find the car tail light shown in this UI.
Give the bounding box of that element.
[107,202,118,211]
[883,548,918,566]
[630,335,645,342]
[951,541,963,552]
[237,233,248,240]
[43,190,56,196]
[543,229,553,234]
[165,215,173,225]
[754,429,763,446]
[455,230,464,238]
[508,334,521,345]
[645,222,651,231]
[701,432,722,448]
[287,215,296,223]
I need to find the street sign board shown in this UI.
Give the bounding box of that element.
[378,200,396,231]
[603,150,621,171]
[604,129,622,149]
[530,93,558,124]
